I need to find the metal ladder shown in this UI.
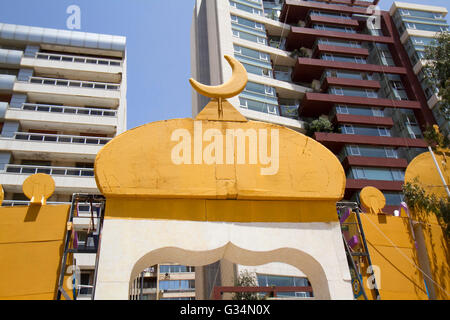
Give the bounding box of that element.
[337,202,381,300]
[56,194,106,300]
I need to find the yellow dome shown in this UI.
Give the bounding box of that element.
[94,114,345,201]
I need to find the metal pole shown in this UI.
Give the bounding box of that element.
[428,146,450,197]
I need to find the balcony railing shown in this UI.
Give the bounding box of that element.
[20,103,117,117]
[3,164,94,177]
[2,200,70,206]
[35,52,122,67]
[2,201,101,214]
[29,76,120,91]
[10,132,111,145]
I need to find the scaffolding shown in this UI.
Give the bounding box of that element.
[56,194,106,300]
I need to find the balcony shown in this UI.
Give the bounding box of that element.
[313,132,427,153]
[321,77,380,90]
[285,27,393,51]
[0,132,110,161]
[5,103,118,134]
[20,51,123,83]
[12,131,110,145]
[280,0,373,24]
[307,15,360,28]
[3,164,94,177]
[300,92,420,117]
[334,114,394,127]
[35,52,121,67]
[291,58,406,83]
[28,77,119,90]
[19,103,116,117]
[313,44,369,58]
[1,165,98,194]
[342,156,408,169]
[14,77,121,108]
[346,179,403,191]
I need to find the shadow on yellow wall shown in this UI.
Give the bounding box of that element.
[0,174,71,300]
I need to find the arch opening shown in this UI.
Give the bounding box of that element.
[128,243,331,300]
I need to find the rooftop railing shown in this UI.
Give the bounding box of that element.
[21,103,117,117]
[36,52,122,67]
[29,76,120,91]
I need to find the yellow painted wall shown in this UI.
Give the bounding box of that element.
[359,213,429,300]
[0,205,70,300]
[105,198,339,223]
[404,151,450,300]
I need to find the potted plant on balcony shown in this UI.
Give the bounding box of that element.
[289,47,309,59]
[306,117,335,137]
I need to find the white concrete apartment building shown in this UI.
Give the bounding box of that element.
[191,0,309,132]
[390,2,449,138]
[0,22,127,204]
[191,0,318,298]
[130,265,196,300]
[0,24,127,300]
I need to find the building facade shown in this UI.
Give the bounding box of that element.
[0,22,127,205]
[130,265,196,300]
[390,1,449,139]
[191,0,440,214]
[0,23,127,300]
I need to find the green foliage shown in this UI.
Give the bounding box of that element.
[423,32,450,121]
[232,270,264,300]
[402,179,450,237]
[289,47,309,59]
[423,126,450,149]
[306,118,334,136]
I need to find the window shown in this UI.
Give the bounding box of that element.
[343,124,354,134]
[336,105,349,114]
[260,52,269,61]
[366,90,378,98]
[159,280,195,291]
[349,145,360,156]
[378,127,390,137]
[392,170,404,181]
[406,22,416,29]
[351,167,405,181]
[384,192,405,205]
[353,168,366,179]
[385,148,398,158]
[265,86,275,95]
[267,105,277,115]
[256,274,312,297]
[239,97,279,116]
[331,87,344,95]
[400,9,410,16]
[322,53,333,61]
[372,108,384,117]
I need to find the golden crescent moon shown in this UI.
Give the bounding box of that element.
[189,55,248,99]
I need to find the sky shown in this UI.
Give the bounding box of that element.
[0,0,448,130]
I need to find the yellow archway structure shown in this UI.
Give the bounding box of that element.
[93,56,352,299]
